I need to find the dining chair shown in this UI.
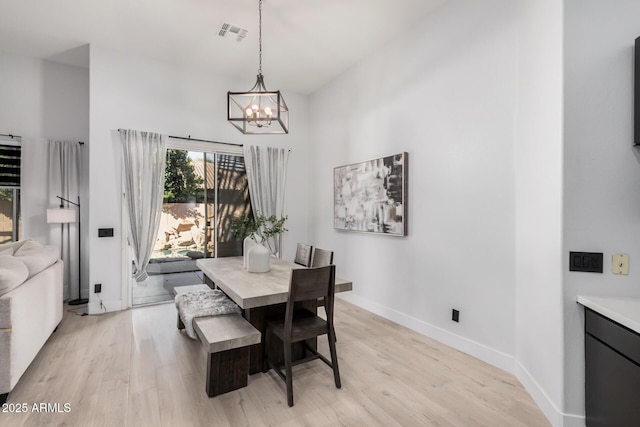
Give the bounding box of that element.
[294,243,313,267]
[310,248,337,341]
[311,248,334,267]
[216,240,243,257]
[310,247,333,306]
[264,265,341,407]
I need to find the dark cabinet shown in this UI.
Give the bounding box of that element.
[585,308,640,426]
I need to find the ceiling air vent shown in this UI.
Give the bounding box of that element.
[218,23,248,42]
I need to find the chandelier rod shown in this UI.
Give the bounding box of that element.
[258,0,263,76]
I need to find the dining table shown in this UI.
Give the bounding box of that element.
[196,256,353,374]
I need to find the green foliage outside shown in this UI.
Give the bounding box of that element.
[164,149,203,203]
[230,213,257,239]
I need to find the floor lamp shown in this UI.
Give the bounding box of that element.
[47,196,87,305]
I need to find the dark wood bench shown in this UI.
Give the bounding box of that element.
[174,284,261,397]
[193,313,261,397]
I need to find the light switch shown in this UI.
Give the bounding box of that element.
[612,253,629,275]
[569,252,603,273]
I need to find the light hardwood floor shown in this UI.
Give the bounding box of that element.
[1,299,550,427]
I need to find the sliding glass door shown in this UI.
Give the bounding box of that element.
[131,147,250,306]
[215,153,251,257]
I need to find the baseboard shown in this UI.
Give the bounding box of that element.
[337,293,586,427]
[88,299,121,315]
[514,362,585,427]
[338,293,515,373]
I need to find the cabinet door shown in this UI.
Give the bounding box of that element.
[585,334,640,426]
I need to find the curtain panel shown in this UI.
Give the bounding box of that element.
[243,145,289,256]
[47,140,81,301]
[119,129,167,282]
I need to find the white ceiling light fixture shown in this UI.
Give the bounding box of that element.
[227,0,289,134]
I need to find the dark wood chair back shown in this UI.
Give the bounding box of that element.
[293,243,313,267]
[287,264,336,311]
[311,248,334,267]
[216,240,243,257]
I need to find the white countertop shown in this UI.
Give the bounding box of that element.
[577,295,640,334]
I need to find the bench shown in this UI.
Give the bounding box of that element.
[174,284,261,397]
[194,314,261,397]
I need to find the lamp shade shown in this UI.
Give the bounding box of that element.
[47,208,77,224]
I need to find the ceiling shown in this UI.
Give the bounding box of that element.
[0,0,446,94]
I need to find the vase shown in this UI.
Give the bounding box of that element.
[247,243,270,273]
[243,236,257,269]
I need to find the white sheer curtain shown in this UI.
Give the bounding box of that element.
[243,145,289,256]
[48,140,81,301]
[119,129,167,282]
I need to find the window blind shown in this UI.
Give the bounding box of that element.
[0,144,21,187]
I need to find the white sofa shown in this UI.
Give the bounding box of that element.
[0,239,63,404]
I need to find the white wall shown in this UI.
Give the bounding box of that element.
[309,1,580,425]
[310,0,520,370]
[88,45,312,312]
[0,50,90,296]
[0,53,44,140]
[563,0,640,421]
[0,53,49,243]
[515,0,565,425]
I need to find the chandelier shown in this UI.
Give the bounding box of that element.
[227,0,289,134]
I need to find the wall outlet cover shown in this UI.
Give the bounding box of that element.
[612,253,630,275]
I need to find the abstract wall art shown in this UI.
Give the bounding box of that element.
[334,152,408,236]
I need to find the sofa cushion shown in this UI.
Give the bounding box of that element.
[0,247,13,256]
[14,240,60,279]
[0,240,27,254]
[0,255,29,297]
[13,239,41,253]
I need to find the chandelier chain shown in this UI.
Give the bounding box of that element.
[258,0,262,75]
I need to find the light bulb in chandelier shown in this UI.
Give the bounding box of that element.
[244,103,273,127]
[243,99,274,125]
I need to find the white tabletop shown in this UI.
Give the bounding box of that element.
[197,256,353,309]
[577,295,640,334]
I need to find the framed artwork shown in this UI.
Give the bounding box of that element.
[334,152,408,236]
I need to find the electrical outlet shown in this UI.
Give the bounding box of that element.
[94,283,102,294]
[452,309,460,322]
